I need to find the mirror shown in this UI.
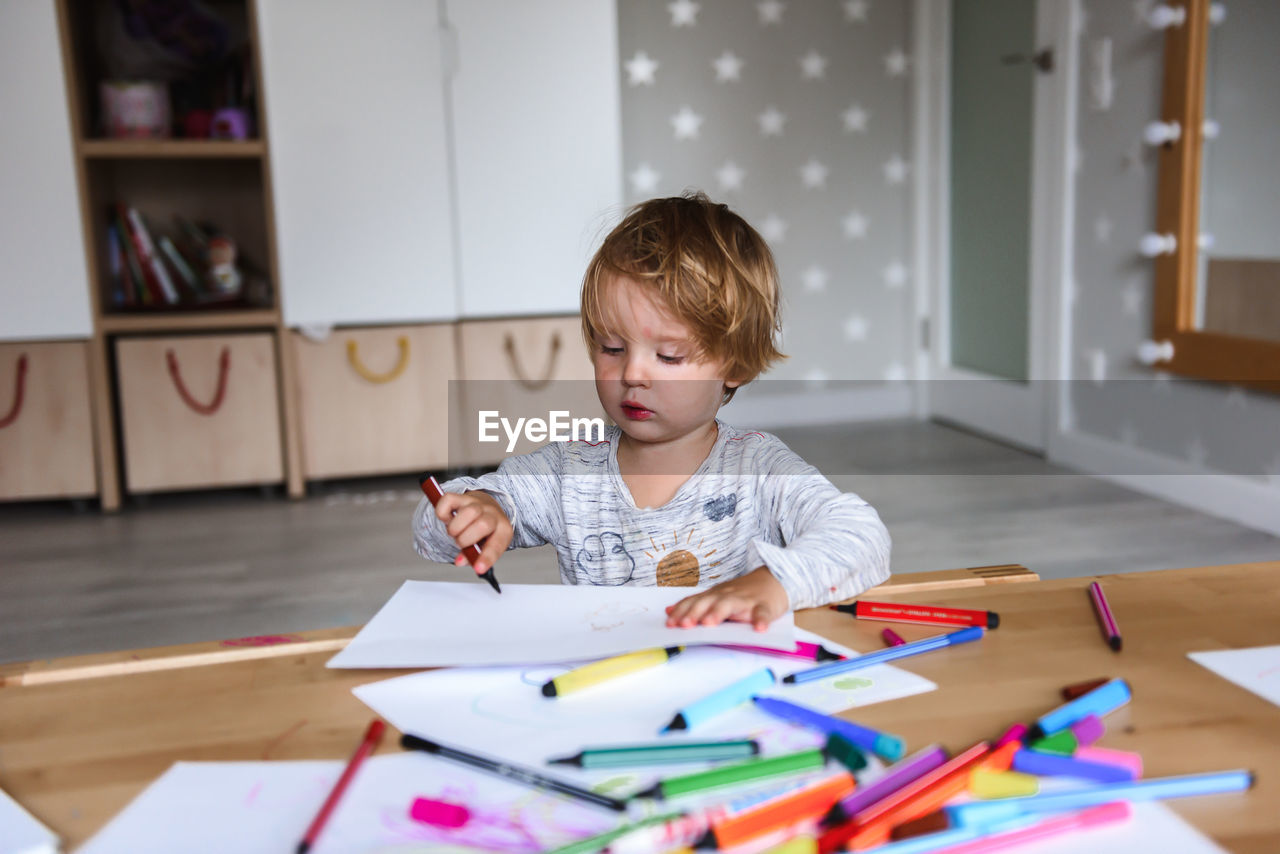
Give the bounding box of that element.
[1152,0,1280,390]
[1196,1,1280,343]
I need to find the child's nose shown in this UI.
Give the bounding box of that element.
[622,355,650,386]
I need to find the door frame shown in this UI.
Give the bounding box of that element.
[912,0,1079,452]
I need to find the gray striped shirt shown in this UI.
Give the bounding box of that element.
[412,420,891,609]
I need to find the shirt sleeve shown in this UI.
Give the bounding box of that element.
[744,441,892,610]
[412,442,566,563]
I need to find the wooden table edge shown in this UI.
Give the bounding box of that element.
[0,565,1037,688]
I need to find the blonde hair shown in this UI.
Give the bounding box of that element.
[581,192,785,402]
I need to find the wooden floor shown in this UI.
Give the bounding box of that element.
[2,419,1277,664]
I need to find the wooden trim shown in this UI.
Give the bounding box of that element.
[0,566,1036,688]
[1151,0,1280,390]
[247,0,305,499]
[79,139,265,159]
[99,309,280,334]
[54,0,120,510]
[0,628,355,688]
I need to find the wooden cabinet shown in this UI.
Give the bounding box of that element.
[454,316,603,465]
[0,341,96,500]
[291,324,454,479]
[115,334,283,492]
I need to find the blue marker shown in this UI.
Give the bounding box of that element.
[662,668,776,731]
[1028,678,1130,739]
[1012,748,1135,783]
[752,696,906,760]
[945,769,1254,828]
[782,627,984,685]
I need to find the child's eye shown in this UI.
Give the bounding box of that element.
[658,354,685,365]
[599,345,623,356]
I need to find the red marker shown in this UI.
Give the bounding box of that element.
[830,600,999,629]
[297,719,385,854]
[1089,581,1122,651]
[420,474,501,593]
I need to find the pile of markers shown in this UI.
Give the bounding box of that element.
[516,670,1252,854]
[308,596,1254,853]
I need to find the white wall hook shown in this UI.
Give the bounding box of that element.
[1198,233,1215,250]
[1147,4,1187,28]
[1137,340,1175,365]
[1203,119,1220,139]
[1140,233,1178,257]
[1143,120,1181,146]
[1210,3,1227,24]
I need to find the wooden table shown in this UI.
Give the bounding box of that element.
[1,563,1277,852]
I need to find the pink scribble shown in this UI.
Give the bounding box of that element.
[220,634,302,647]
[244,782,263,806]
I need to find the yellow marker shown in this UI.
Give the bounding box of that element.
[542,646,684,697]
[970,767,1041,799]
[761,835,818,854]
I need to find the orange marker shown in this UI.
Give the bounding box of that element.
[698,773,856,850]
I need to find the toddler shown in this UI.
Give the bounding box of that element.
[413,193,890,630]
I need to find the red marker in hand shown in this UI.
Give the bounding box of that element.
[419,475,502,594]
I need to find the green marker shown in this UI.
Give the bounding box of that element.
[548,739,761,769]
[632,748,826,800]
[824,733,868,772]
[1027,730,1078,756]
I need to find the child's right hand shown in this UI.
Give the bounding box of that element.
[433,490,513,577]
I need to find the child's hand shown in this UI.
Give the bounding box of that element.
[664,567,790,632]
[434,490,513,577]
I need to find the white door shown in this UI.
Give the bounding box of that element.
[917,0,1076,451]
[259,0,457,328]
[447,0,622,317]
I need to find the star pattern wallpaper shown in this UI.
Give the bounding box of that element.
[616,0,914,384]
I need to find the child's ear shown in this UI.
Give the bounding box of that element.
[724,378,743,390]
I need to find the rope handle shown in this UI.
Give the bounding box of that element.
[346,336,410,384]
[166,347,231,416]
[504,331,561,391]
[0,354,28,429]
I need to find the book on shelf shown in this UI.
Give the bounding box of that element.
[158,236,201,297]
[112,205,154,305]
[106,222,132,308]
[120,204,180,305]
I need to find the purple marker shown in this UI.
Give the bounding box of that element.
[1012,748,1136,783]
[1071,714,1105,746]
[823,744,949,826]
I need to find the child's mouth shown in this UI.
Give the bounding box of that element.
[620,403,654,420]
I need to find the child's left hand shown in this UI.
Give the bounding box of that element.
[664,567,790,632]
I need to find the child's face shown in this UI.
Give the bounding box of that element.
[592,277,739,450]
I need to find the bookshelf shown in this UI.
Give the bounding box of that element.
[54,0,302,510]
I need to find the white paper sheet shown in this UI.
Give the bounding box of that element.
[0,785,59,854]
[352,628,936,796]
[326,581,796,668]
[1188,645,1280,709]
[77,754,622,854]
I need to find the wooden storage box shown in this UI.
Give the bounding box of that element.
[0,340,97,500]
[291,324,454,479]
[454,316,603,466]
[115,333,283,492]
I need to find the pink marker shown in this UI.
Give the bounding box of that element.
[994,723,1027,749]
[716,641,844,662]
[882,628,906,647]
[410,797,471,829]
[1088,581,1122,652]
[933,802,1132,854]
[1075,746,1143,778]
